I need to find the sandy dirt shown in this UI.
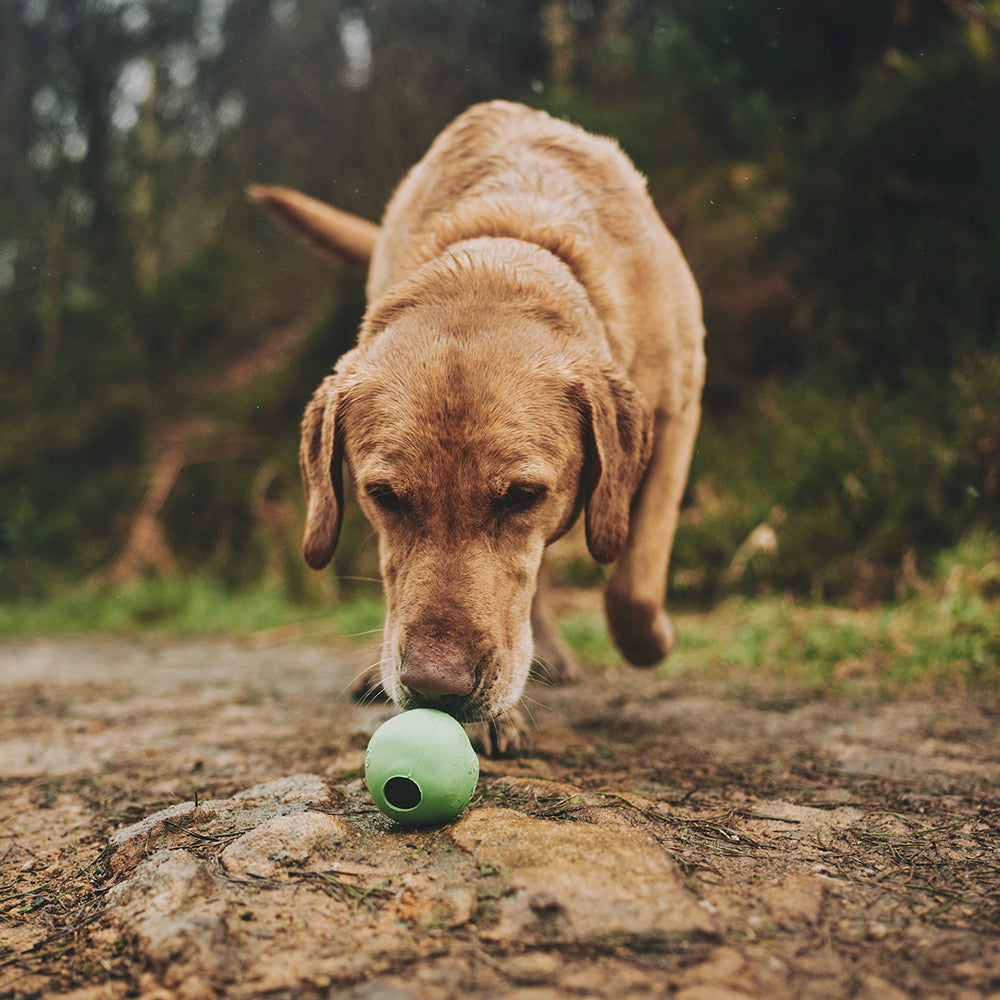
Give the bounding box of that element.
[1,628,998,999]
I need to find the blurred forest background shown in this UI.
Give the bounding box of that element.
[1,0,999,618]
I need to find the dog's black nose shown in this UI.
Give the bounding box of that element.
[400,636,477,698]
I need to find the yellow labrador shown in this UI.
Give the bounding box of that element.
[251,101,705,754]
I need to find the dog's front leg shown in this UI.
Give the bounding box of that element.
[467,707,530,758]
[529,553,581,685]
[605,403,700,665]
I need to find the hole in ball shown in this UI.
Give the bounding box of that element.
[383,775,422,810]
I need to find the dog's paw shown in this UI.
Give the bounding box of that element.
[467,707,530,758]
[350,665,389,704]
[605,594,677,667]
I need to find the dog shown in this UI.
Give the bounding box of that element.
[251,101,705,754]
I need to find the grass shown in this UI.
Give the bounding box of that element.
[0,575,384,641]
[558,592,997,697]
[676,595,996,692]
[0,531,996,695]
[558,529,1000,696]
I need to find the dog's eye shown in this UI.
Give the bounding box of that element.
[496,484,546,519]
[367,483,404,513]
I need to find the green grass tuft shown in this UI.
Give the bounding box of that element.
[559,530,1000,695]
[0,576,384,641]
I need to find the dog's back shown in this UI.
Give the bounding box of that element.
[367,101,702,404]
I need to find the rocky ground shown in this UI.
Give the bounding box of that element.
[1,631,998,999]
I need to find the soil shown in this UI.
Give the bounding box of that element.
[1,625,999,1000]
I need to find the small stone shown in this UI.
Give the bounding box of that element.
[219,811,352,880]
[500,952,561,984]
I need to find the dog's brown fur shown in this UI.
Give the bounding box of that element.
[252,101,705,754]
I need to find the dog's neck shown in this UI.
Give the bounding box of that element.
[361,235,611,361]
[410,196,621,330]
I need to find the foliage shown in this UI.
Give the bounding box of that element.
[777,41,1000,382]
[672,352,1000,603]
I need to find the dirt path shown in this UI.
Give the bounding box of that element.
[1,634,998,999]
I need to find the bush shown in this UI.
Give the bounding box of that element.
[775,42,1000,383]
[672,353,1000,604]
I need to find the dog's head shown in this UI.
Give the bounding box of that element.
[300,254,652,721]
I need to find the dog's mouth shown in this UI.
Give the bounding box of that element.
[396,685,495,723]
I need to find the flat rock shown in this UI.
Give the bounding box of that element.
[219,810,352,880]
[104,849,234,986]
[451,807,715,945]
[741,800,864,841]
[108,773,339,875]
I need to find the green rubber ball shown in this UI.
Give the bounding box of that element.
[364,708,479,825]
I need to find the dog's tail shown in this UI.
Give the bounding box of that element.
[248,184,379,265]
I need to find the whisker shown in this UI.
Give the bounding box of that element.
[356,684,390,709]
[518,699,538,728]
[519,691,551,713]
[339,625,384,639]
[528,656,559,688]
[347,659,381,684]
[338,658,385,701]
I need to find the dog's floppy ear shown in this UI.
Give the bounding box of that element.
[577,369,654,564]
[299,349,363,569]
